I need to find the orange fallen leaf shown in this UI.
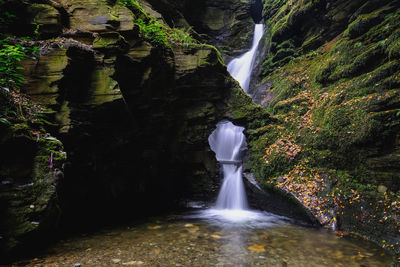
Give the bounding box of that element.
[147,225,161,230]
[248,244,265,252]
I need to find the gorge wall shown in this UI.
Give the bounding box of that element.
[0,0,267,260]
[246,0,400,256]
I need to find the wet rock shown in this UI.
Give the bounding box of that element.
[0,127,66,261]
[142,0,255,56]
[112,258,121,263]
[26,4,62,38]
[378,185,388,193]
[55,0,134,32]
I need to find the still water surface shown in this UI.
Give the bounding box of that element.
[14,209,392,266]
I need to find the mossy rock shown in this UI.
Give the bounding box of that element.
[93,32,129,51]
[0,123,66,260]
[27,4,62,38]
[346,10,385,39]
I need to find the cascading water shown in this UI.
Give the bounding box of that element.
[208,121,247,210]
[227,24,265,93]
[204,24,265,222]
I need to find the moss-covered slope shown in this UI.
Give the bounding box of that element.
[253,0,400,257]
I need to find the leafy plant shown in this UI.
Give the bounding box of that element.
[169,27,193,47]
[136,18,168,47]
[32,22,43,38]
[0,38,39,89]
[0,42,26,89]
[0,117,11,125]
[119,0,144,13]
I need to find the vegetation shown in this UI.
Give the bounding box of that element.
[135,18,168,47]
[135,18,194,48]
[0,39,37,90]
[250,0,400,258]
[119,0,144,14]
[119,0,194,48]
[0,10,41,127]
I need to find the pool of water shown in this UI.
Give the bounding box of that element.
[14,209,392,266]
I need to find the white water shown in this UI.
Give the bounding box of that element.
[227,24,265,93]
[208,121,248,212]
[206,120,275,223]
[206,24,266,222]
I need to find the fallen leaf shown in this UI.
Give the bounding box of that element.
[147,225,161,230]
[248,244,265,252]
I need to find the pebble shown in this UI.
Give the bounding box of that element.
[277,177,285,183]
[12,219,391,266]
[122,261,144,265]
[378,185,387,193]
[211,234,222,239]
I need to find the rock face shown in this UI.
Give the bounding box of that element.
[0,121,66,260]
[0,0,238,260]
[140,0,257,57]
[1,0,263,237]
[250,0,400,256]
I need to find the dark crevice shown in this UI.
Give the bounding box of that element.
[250,0,263,23]
[56,6,71,29]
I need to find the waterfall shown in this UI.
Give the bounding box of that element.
[205,24,264,221]
[208,121,248,210]
[227,24,265,93]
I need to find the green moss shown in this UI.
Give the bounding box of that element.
[93,32,127,49]
[228,85,269,124]
[118,0,145,16]
[346,11,384,39]
[256,1,400,257]
[301,35,322,52]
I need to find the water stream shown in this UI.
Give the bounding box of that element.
[208,121,247,211]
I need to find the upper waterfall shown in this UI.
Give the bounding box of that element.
[227,24,264,93]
